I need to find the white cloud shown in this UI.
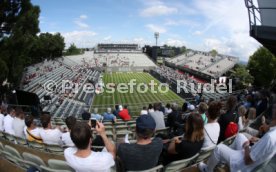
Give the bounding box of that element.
[103,36,112,41]
[163,38,186,47]
[140,5,177,17]
[74,15,89,29]
[74,21,89,29]
[79,15,88,19]
[62,30,97,48]
[192,0,260,61]
[145,24,167,33]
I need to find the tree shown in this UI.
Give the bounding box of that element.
[0,0,40,85]
[247,47,276,88]
[0,0,22,37]
[231,64,254,88]
[210,49,218,57]
[65,43,82,55]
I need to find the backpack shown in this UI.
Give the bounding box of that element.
[224,113,238,138]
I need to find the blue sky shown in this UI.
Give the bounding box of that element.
[32,0,260,61]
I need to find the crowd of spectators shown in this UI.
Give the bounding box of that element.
[0,88,275,171]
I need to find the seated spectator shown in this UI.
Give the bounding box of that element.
[12,108,25,138]
[188,104,195,112]
[202,101,222,148]
[140,106,148,115]
[149,103,166,130]
[198,102,208,124]
[118,105,131,121]
[24,115,43,143]
[247,107,256,123]
[64,122,115,172]
[165,103,172,115]
[199,107,276,172]
[243,95,254,109]
[62,116,77,147]
[238,105,248,131]
[40,113,62,145]
[255,91,268,117]
[103,108,116,122]
[148,104,154,113]
[0,106,5,131]
[118,115,163,171]
[166,112,204,164]
[167,103,182,135]
[81,108,91,121]
[91,108,102,121]
[113,105,120,117]
[3,107,15,135]
[218,96,239,143]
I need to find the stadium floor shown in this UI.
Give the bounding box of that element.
[91,72,184,115]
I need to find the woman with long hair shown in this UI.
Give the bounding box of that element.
[165,112,204,164]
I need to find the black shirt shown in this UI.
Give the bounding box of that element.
[164,139,204,165]
[118,138,163,171]
[218,110,238,143]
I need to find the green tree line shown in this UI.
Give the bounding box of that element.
[0,0,65,86]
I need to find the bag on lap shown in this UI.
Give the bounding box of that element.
[224,113,238,138]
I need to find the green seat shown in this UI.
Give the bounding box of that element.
[223,135,236,146]
[14,135,28,146]
[3,145,24,166]
[28,141,45,150]
[127,165,163,172]
[44,143,64,155]
[155,127,169,136]
[3,132,15,142]
[164,153,199,172]
[48,159,74,172]
[22,152,46,170]
[195,145,216,163]
[40,165,72,172]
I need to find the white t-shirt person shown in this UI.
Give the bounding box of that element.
[202,122,220,148]
[64,147,115,172]
[61,132,74,147]
[3,114,14,135]
[0,113,4,131]
[40,128,62,145]
[12,117,25,138]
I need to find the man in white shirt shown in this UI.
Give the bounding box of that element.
[199,103,276,172]
[3,107,16,135]
[24,115,43,143]
[40,113,62,145]
[61,116,76,147]
[12,109,25,138]
[64,121,116,172]
[0,106,5,131]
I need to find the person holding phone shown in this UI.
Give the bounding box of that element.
[64,121,116,172]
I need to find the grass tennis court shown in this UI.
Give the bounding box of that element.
[91,72,184,115]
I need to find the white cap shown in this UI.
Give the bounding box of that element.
[188,104,195,111]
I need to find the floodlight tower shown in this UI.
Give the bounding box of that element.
[154,32,159,46]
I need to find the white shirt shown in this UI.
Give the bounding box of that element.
[165,108,172,115]
[12,117,25,138]
[203,122,220,148]
[3,114,14,135]
[61,132,74,147]
[24,127,42,139]
[40,128,62,145]
[140,110,148,115]
[230,126,276,172]
[0,113,4,131]
[64,147,115,172]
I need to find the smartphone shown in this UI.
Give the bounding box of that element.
[91,118,97,128]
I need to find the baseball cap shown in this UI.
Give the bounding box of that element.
[136,115,156,130]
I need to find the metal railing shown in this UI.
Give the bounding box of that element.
[244,0,276,29]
